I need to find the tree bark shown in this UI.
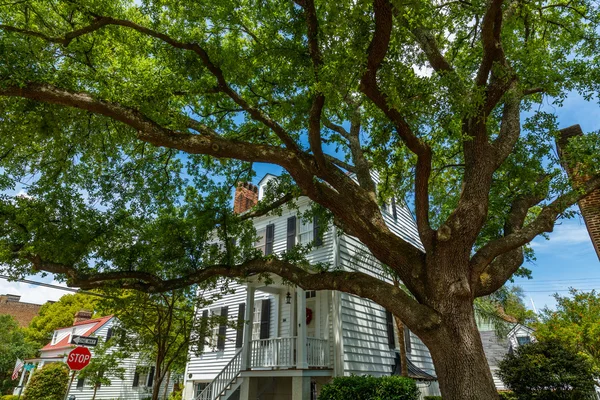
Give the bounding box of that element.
[423,299,499,400]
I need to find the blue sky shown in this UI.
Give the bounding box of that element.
[1,92,599,311]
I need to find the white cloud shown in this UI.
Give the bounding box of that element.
[0,275,71,305]
[530,220,593,251]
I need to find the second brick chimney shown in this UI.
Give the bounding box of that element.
[557,124,600,261]
[233,182,258,214]
[74,310,93,324]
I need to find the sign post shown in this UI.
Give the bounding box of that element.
[64,346,92,400]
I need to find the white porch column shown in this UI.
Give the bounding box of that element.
[296,287,308,369]
[241,284,256,370]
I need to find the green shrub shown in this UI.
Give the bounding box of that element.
[22,363,69,400]
[320,375,419,400]
[498,392,517,400]
[1,395,20,400]
[498,339,599,400]
[423,397,442,400]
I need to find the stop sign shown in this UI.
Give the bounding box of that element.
[66,346,92,371]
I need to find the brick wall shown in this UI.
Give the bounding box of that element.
[557,125,600,261]
[0,294,42,327]
[233,182,258,214]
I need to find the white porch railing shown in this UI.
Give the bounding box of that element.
[195,349,242,400]
[307,337,329,367]
[250,337,297,368]
[249,337,330,369]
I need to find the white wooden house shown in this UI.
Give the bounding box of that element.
[15,311,175,400]
[183,175,441,400]
[478,321,536,391]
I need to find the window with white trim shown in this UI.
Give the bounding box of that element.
[255,228,266,254]
[252,300,263,340]
[52,331,58,345]
[207,307,222,349]
[298,218,313,245]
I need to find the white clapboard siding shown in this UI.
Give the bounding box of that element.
[185,281,277,381]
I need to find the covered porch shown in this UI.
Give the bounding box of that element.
[241,279,332,371]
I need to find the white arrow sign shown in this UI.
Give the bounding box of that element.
[70,335,98,347]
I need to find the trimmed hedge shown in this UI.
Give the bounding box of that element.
[1,396,20,400]
[22,363,69,400]
[320,375,420,400]
[498,392,517,400]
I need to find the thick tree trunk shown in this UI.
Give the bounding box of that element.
[424,299,499,400]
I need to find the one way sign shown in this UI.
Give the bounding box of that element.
[70,335,98,347]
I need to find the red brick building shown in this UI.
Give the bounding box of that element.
[0,294,44,327]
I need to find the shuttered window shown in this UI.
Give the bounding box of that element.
[259,299,271,339]
[391,197,398,221]
[385,310,396,349]
[404,326,412,353]
[235,303,245,348]
[199,310,209,352]
[217,306,229,351]
[106,327,113,341]
[313,215,323,246]
[76,378,85,389]
[147,366,155,387]
[132,371,140,388]
[265,224,275,255]
[287,216,296,251]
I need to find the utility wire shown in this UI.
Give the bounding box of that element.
[0,275,113,299]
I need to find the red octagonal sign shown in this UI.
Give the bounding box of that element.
[66,346,92,371]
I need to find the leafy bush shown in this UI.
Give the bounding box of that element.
[1,395,19,400]
[498,339,599,400]
[320,375,420,400]
[22,363,69,400]
[423,397,442,400]
[498,391,517,400]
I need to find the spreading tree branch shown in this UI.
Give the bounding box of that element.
[27,255,441,332]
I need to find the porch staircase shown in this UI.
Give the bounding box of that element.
[195,349,243,400]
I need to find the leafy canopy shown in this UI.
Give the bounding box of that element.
[498,339,599,399]
[25,293,98,349]
[0,315,36,395]
[534,289,600,368]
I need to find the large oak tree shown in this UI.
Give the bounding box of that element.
[1,0,600,398]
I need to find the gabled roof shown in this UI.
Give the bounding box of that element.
[507,323,535,338]
[40,315,113,352]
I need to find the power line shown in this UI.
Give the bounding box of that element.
[0,275,112,298]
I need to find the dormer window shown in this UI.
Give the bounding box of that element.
[52,331,58,345]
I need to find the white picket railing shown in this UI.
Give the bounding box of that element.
[250,337,297,368]
[306,337,329,367]
[195,349,242,400]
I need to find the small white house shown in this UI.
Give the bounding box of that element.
[15,311,174,399]
[478,321,535,391]
[183,175,441,400]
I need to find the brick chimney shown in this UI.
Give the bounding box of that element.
[233,182,258,214]
[557,124,600,261]
[74,310,93,324]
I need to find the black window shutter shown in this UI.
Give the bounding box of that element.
[265,224,275,255]
[385,310,395,349]
[391,197,398,221]
[147,366,155,387]
[132,371,140,387]
[199,310,209,352]
[313,215,322,246]
[259,299,271,339]
[106,327,113,341]
[287,216,296,251]
[76,377,85,388]
[235,303,245,348]
[404,326,412,353]
[217,306,228,350]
